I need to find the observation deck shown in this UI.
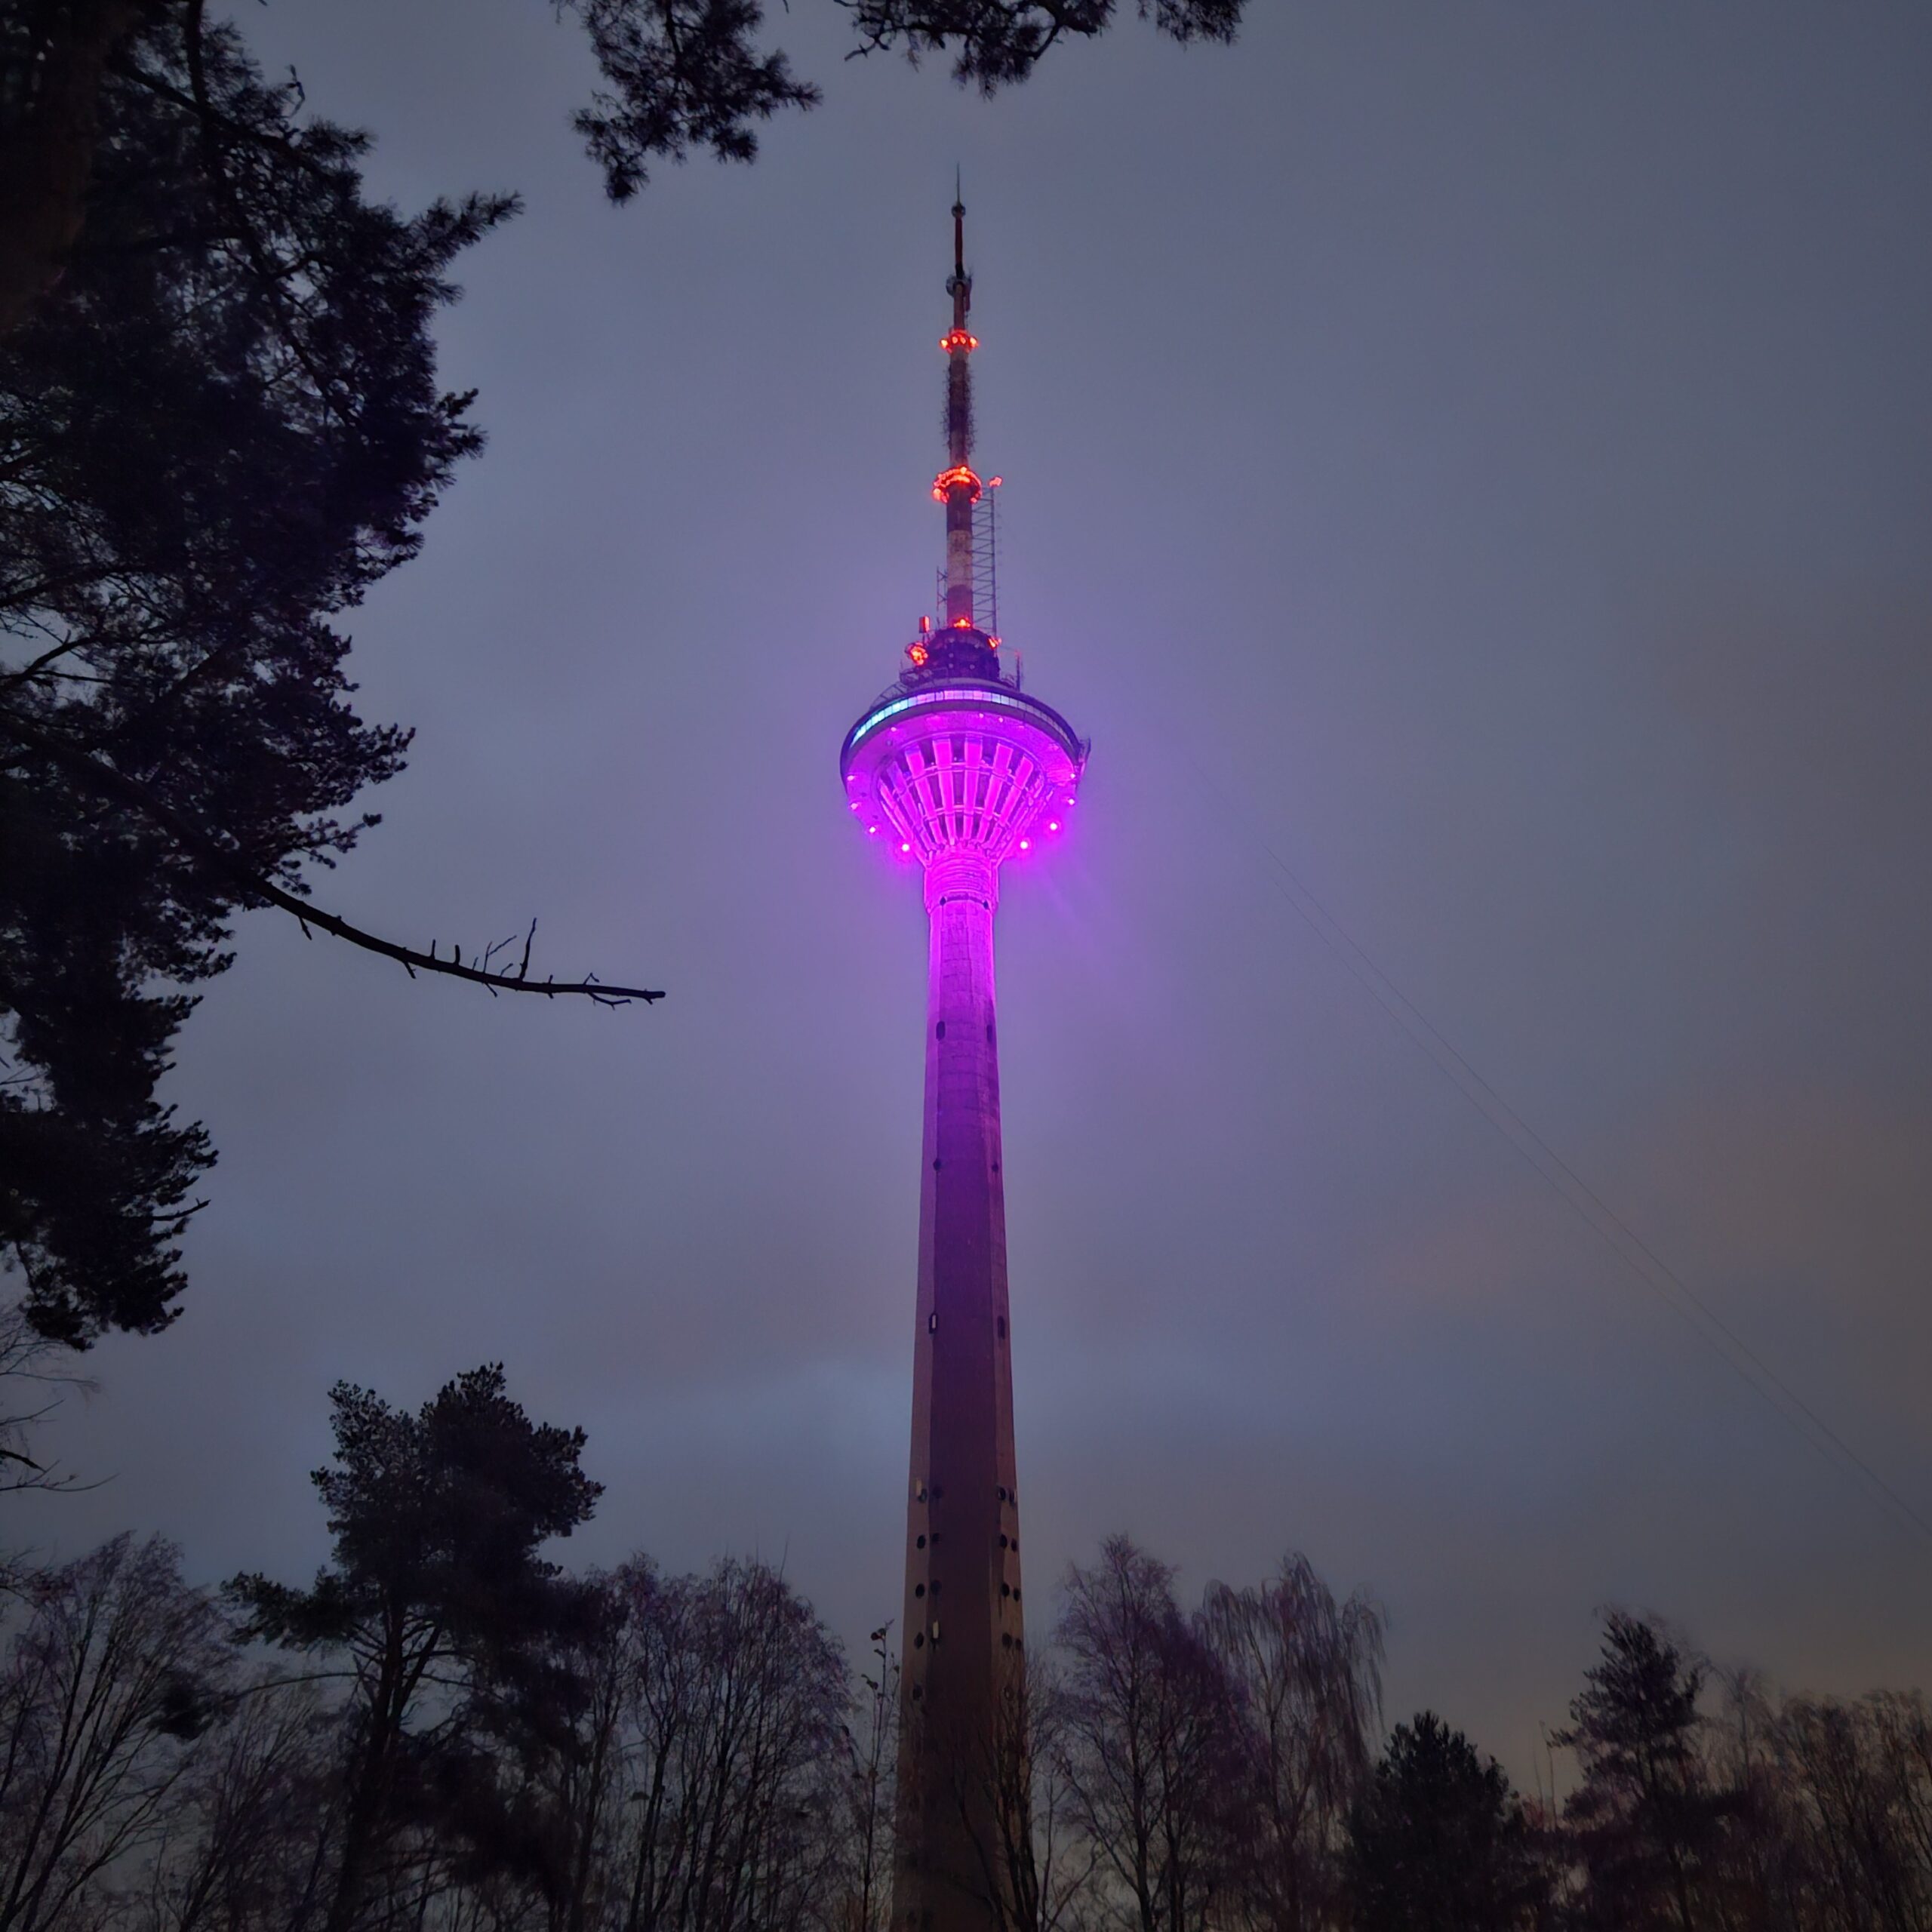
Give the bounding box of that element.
[840,628,1087,879]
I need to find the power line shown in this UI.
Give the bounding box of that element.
[1177,744,1932,1554]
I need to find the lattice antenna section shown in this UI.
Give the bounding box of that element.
[972,478,1001,642]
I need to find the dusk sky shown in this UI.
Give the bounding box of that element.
[20,0,1932,1783]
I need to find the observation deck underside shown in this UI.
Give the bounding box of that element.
[841,680,1084,873]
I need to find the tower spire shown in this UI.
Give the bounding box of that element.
[937,186,980,630]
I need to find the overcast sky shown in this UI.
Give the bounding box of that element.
[19,0,1932,1781]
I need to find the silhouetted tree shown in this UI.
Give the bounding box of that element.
[1702,1666,1811,1931]
[944,1655,1100,1932]
[0,7,518,1346]
[1343,1712,1552,1932]
[1770,1691,1932,1932]
[839,1624,898,1932]
[2,1501,1930,1932]
[1025,1657,1103,1932]
[518,1577,636,1932]
[608,1554,849,1932]
[0,1300,92,1513]
[1198,1553,1383,1931]
[0,1535,230,1931]
[1055,1537,1245,1932]
[1556,1612,1732,1932]
[227,1364,602,1932]
[131,1672,342,1932]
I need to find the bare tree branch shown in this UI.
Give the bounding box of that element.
[1,715,665,1005]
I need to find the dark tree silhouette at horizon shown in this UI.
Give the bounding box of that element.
[0,1473,1923,1928]
[1345,1712,1555,1932]
[1557,1611,1734,1932]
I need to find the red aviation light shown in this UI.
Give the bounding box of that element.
[940,330,979,353]
[907,642,929,666]
[931,464,983,503]
[951,617,971,629]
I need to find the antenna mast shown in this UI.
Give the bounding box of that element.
[936,186,981,631]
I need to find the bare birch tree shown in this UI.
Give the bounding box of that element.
[1054,1538,1244,1932]
[118,1674,341,1932]
[837,1626,897,1932]
[611,1555,849,1932]
[0,1536,228,1932]
[1197,1554,1384,1932]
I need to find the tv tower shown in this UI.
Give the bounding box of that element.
[840,198,1087,1929]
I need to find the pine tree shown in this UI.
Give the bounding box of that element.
[1345,1712,1552,1932]
[229,1364,603,1932]
[1557,1613,1732,1931]
[0,9,514,1342]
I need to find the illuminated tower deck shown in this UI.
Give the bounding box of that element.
[840,201,1086,1931]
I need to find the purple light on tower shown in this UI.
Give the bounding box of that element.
[840,198,1087,1930]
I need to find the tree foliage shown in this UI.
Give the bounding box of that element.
[566,0,823,201]
[229,1364,603,1932]
[0,5,510,1344]
[1555,1612,1733,1932]
[834,0,1241,94]
[1345,1712,1553,1932]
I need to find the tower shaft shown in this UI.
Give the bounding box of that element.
[897,851,1025,1928]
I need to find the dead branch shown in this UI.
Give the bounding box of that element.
[2,715,666,1006]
